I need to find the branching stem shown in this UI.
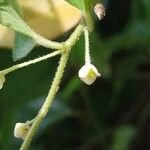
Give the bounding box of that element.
[20,23,84,150]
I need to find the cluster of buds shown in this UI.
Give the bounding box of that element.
[14,122,31,140]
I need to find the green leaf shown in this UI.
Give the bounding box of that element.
[66,0,99,31]
[66,0,86,12]
[0,1,35,37]
[0,0,37,60]
[12,32,36,61]
[66,0,99,12]
[0,6,33,36]
[0,0,6,3]
[0,0,22,16]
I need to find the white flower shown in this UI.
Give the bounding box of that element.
[0,73,5,89]
[14,122,31,140]
[78,64,101,85]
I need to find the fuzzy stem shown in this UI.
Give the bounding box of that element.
[20,51,70,150]
[33,33,65,49]
[65,24,84,47]
[0,50,62,76]
[26,119,35,126]
[20,23,84,150]
[0,24,84,76]
[84,27,91,64]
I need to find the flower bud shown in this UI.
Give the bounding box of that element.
[0,73,5,89]
[94,3,106,20]
[14,122,31,140]
[78,64,101,85]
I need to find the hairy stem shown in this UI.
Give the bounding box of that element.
[1,50,62,76]
[20,50,70,150]
[84,27,91,64]
[20,23,84,150]
[0,24,84,76]
[33,33,65,49]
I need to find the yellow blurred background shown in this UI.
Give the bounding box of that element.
[0,0,81,48]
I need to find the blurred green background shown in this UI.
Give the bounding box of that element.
[0,0,150,149]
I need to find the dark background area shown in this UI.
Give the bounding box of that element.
[0,0,150,149]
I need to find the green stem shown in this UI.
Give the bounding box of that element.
[1,50,62,76]
[33,33,65,49]
[20,50,70,150]
[26,119,35,126]
[66,24,84,47]
[84,27,91,64]
[20,23,84,150]
[33,21,84,50]
[0,24,84,77]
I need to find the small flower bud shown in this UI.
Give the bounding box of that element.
[14,122,31,140]
[94,3,106,20]
[0,73,5,89]
[78,64,101,85]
